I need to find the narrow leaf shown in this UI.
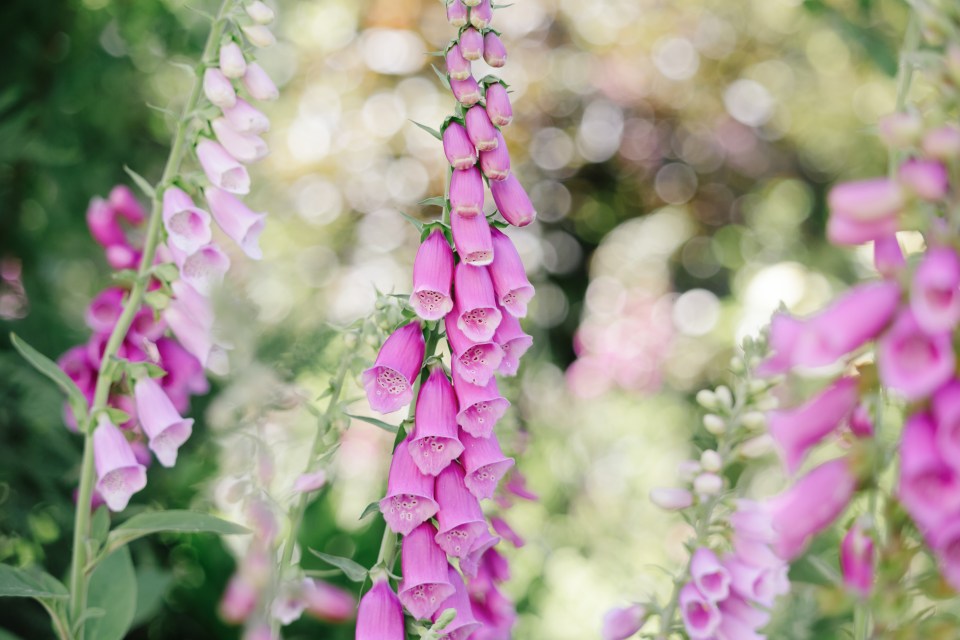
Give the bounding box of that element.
[123,165,156,199]
[410,120,442,141]
[152,263,180,284]
[105,510,248,555]
[431,64,451,90]
[10,333,89,416]
[346,413,399,434]
[91,507,111,550]
[85,547,136,640]
[0,565,68,599]
[103,408,131,425]
[400,211,425,232]
[418,196,447,208]
[308,550,369,582]
[143,290,169,311]
[359,501,381,520]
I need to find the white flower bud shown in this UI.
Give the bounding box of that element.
[729,356,745,374]
[756,397,779,412]
[677,460,701,481]
[243,24,276,48]
[700,450,722,473]
[696,389,718,410]
[741,411,767,430]
[739,434,774,458]
[748,379,768,394]
[714,385,733,409]
[245,1,275,25]
[693,473,723,496]
[703,414,726,435]
[650,487,694,511]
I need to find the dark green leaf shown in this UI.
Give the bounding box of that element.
[123,165,156,198]
[410,120,442,141]
[346,413,399,434]
[0,565,68,599]
[308,550,368,582]
[10,333,89,418]
[91,507,110,550]
[85,547,136,640]
[359,501,381,520]
[131,567,174,628]
[105,510,248,555]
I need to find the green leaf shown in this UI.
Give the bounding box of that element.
[143,290,170,311]
[85,547,136,640]
[10,333,89,419]
[418,196,447,208]
[0,565,68,599]
[91,507,111,551]
[152,263,180,284]
[131,567,174,628]
[431,64,451,90]
[104,510,248,555]
[111,269,138,285]
[143,362,167,379]
[410,120,442,141]
[359,501,381,520]
[346,413,399,434]
[308,550,368,582]
[103,407,131,425]
[399,211,425,232]
[123,165,156,199]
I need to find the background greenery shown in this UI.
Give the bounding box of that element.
[0,0,918,637]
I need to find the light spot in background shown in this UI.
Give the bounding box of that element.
[294,1,357,52]
[497,0,549,38]
[724,79,775,127]
[738,261,827,338]
[361,29,425,75]
[248,276,294,325]
[577,99,624,163]
[542,231,583,275]
[852,81,896,125]
[653,37,700,81]
[531,127,576,171]
[291,176,342,226]
[357,208,410,254]
[694,13,737,59]
[361,92,407,138]
[286,115,331,162]
[530,282,569,328]
[805,29,850,75]
[673,289,720,336]
[530,180,572,222]
[655,162,698,204]
[296,246,338,288]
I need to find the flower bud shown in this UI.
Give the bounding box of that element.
[242,25,276,48]
[899,158,949,201]
[677,460,701,481]
[714,385,733,408]
[649,487,693,511]
[695,389,717,409]
[469,0,493,29]
[219,42,246,79]
[465,104,498,151]
[490,174,536,227]
[442,122,477,170]
[242,62,279,101]
[741,411,766,430]
[841,521,875,598]
[923,125,960,160]
[459,27,484,61]
[446,45,472,81]
[693,472,723,496]
[739,434,774,458]
[203,68,236,108]
[700,450,722,472]
[446,0,468,27]
[483,31,507,67]
[703,414,726,435]
[450,76,482,106]
[245,1,275,24]
[601,604,647,640]
[878,112,922,149]
[485,82,513,127]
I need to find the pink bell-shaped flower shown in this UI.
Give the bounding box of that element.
[444,305,503,386]
[134,376,194,467]
[205,186,267,260]
[93,417,147,512]
[452,361,510,437]
[454,263,502,342]
[485,82,513,127]
[431,567,481,639]
[378,440,439,536]
[451,207,494,266]
[458,429,514,500]
[196,138,250,194]
[489,227,534,317]
[407,368,464,476]
[443,122,477,170]
[162,186,212,255]
[362,322,425,414]
[398,523,455,620]
[434,463,487,557]
[878,309,955,401]
[410,229,455,321]
[356,580,405,640]
[492,310,532,376]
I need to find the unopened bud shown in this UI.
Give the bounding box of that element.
[756,396,779,412]
[703,414,726,435]
[714,385,733,408]
[245,1,275,24]
[677,459,701,481]
[741,411,766,430]
[739,434,774,458]
[878,112,923,149]
[748,379,769,394]
[729,356,745,374]
[696,389,718,410]
[700,450,722,472]
[693,473,723,496]
[650,487,694,511]
[242,24,276,48]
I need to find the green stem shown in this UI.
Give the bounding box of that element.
[888,11,921,179]
[67,1,236,635]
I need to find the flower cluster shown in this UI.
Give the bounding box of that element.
[356,1,537,637]
[56,1,279,514]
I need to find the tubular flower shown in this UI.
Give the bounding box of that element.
[362,322,426,414]
[410,229,455,321]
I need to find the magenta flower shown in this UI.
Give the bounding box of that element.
[826,178,903,245]
[458,430,515,500]
[303,579,356,623]
[203,67,236,108]
[898,412,960,531]
[434,463,487,557]
[923,125,960,159]
[379,439,439,536]
[446,0,468,26]
[446,45,472,81]
[443,122,478,170]
[899,158,949,201]
[601,604,646,640]
[454,263,502,342]
[768,377,859,473]
[459,27,484,60]
[86,197,126,248]
[716,596,769,640]
[874,234,905,277]
[450,76,482,106]
[679,583,721,639]
[469,0,493,29]
[485,83,513,127]
[450,166,484,217]
[93,418,147,512]
[398,523,455,620]
[465,105,499,152]
[768,458,856,559]
[934,380,960,471]
[431,567,481,639]
[219,41,246,78]
[840,522,874,598]
[724,557,789,608]
[459,528,501,579]
[162,186,212,254]
[690,548,731,602]
[452,362,510,437]
[493,311,532,376]
[451,206,494,266]
[410,229,455,320]
[491,516,524,547]
[827,212,900,246]
[162,290,219,369]
[205,186,267,259]
[219,574,257,623]
[480,130,511,181]
[490,174,536,227]
[362,322,425,414]
[489,228,534,317]
[221,97,270,135]
[483,32,507,68]
[212,118,269,164]
[84,287,125,333]
[134,377,194,467]
[241,62,278,101]
[878,309,955,401]
[408,368,464,476]
[109,185,145,223]
[356,580,405,640]
[910,247,960,333]
[196,138,250,195]
[445,305,503,386]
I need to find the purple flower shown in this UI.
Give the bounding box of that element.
[450,166,485,217]
[485,83,513,127]
[408,368,464,476]
[493,311,532,376]
[205,186,267,260]
[910,247,960,334]
[445,305,504,386]
[410,229,455,320]
[134,377,194,467]
[601,604,646,640]
[480,130,511,181]
[362,322,425,414]
[878,309,955,401]
[451,77,482,106]
[679,583,720,639]
[162,187,212,255]
[452,361,510,438]
[690,548,731,602]
[483,32,507,68]
[898,412,960,531]
[458,27,484,61]
[356,580,405,640]
[432,567,481,639]
[489,228,534,317]
[435,463,487,558]
[826,178,903,246]
[454,263,502,342]
[490,174,536,227]
[446,44,472,81]
[379,439,439,536]
[469,0,493,29]
[899,158,949,201]
[93,418,147,512]
[451,206,494,266]
[446,0,468,27]
[465,105,499,152]
[458,430,515,500]
[398,523,455,620]
[443,122,478,170]
[196,138,250,195]
[840,521,874,598]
